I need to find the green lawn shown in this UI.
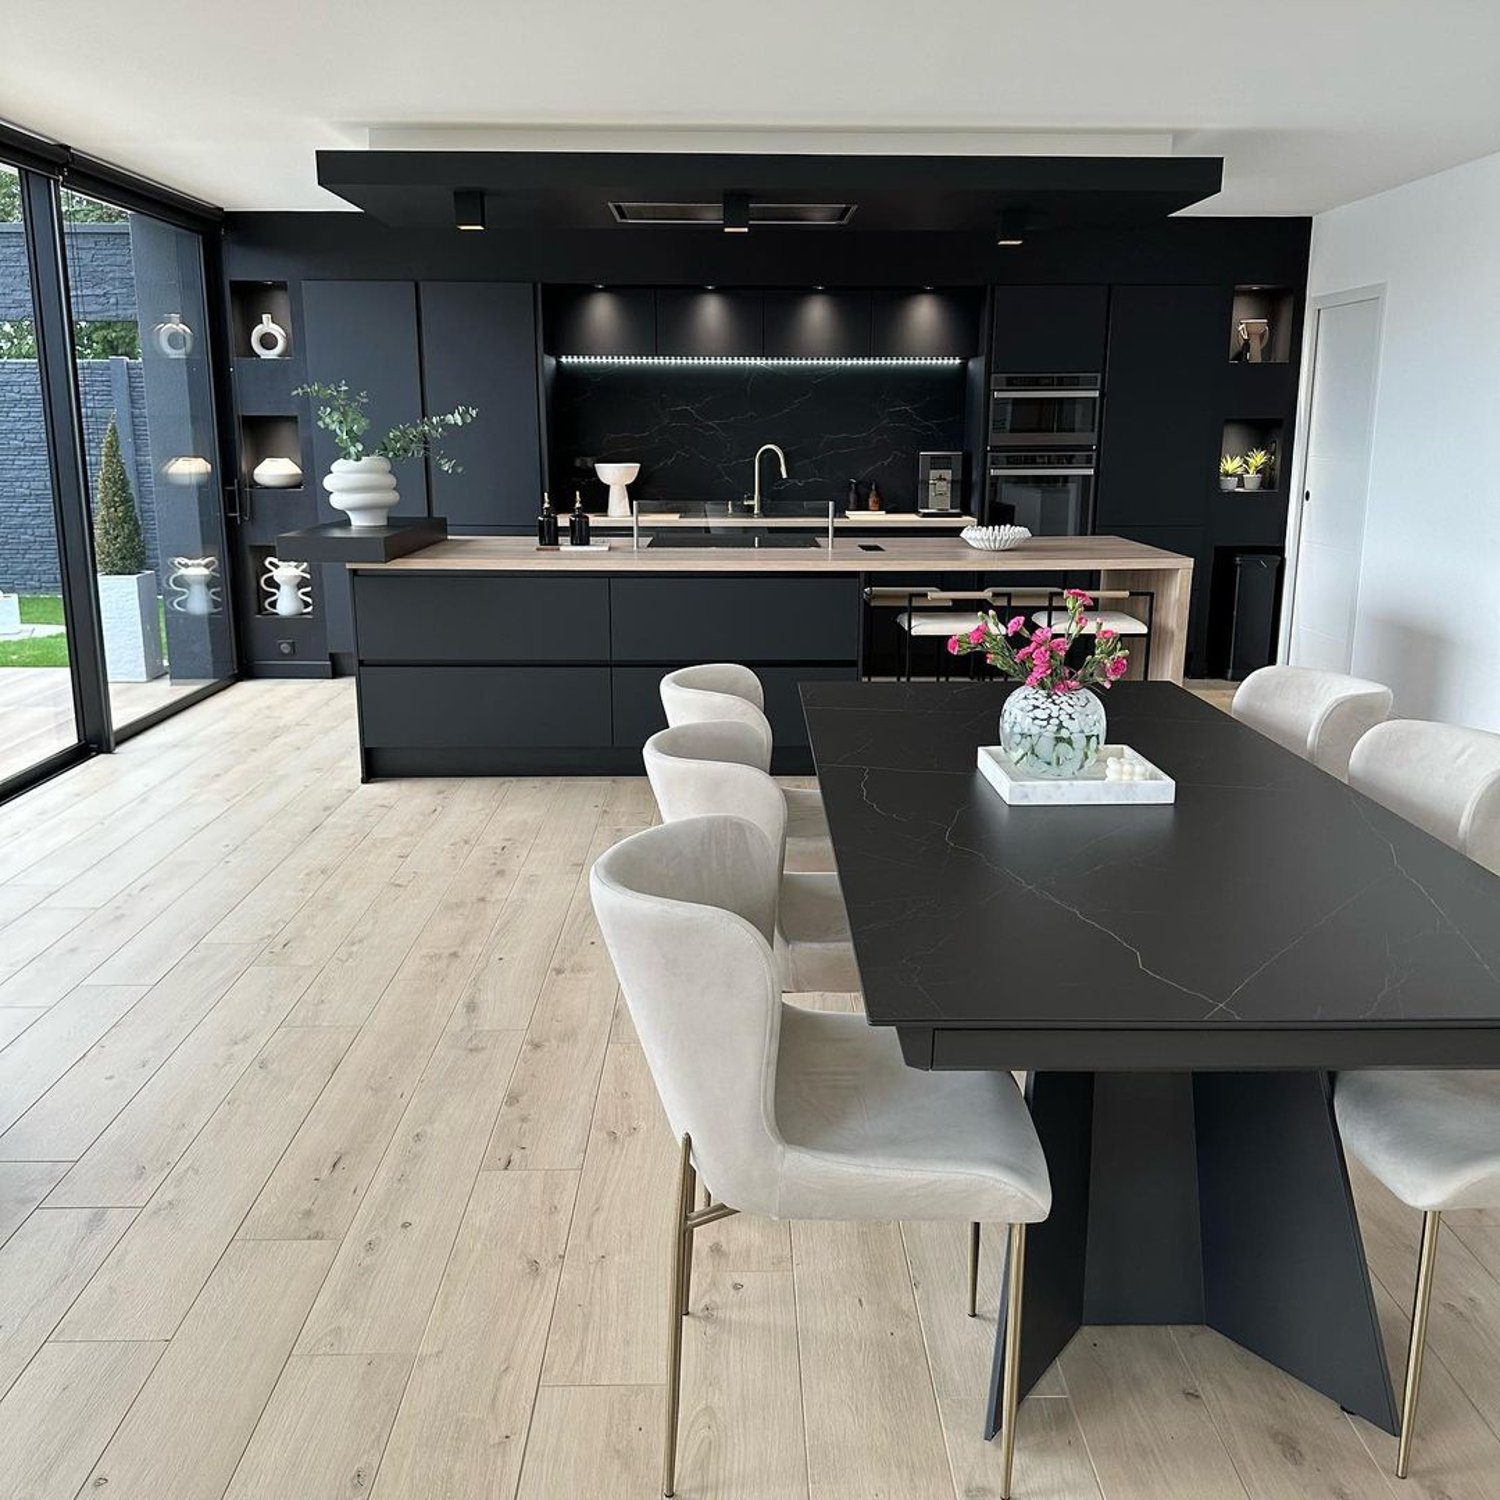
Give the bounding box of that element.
[0,592,171,671]
[0,595,70,668]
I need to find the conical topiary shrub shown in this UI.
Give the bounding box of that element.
[93,415,146,575]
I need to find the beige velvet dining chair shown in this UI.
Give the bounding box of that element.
[1335,718,1500,1477]
[1230,664,1393,780]
[659,662,833,870]
[643,720,858,993]
[591,814,1052,1499]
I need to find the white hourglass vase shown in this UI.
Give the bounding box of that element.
[167,557,220,617]
[154,312,194,359]
[250,313,289,360]
[262,558,311,617]
[324,455,399,529]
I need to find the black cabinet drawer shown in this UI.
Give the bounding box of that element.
[763,292,871,358]
[610,577,861,662]
[361,666,611,748]
[612,663,857,750]
[353,574,608,662]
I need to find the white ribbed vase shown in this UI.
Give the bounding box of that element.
[323,455,399,529]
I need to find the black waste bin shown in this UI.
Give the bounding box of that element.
[1228,552,1283,680]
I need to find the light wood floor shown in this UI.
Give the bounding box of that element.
[0,666,211,787]
[2,679,1499,1500]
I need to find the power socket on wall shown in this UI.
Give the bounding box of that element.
[277,639,296,657]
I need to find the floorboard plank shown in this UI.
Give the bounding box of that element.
[373,1169,576,1500]
[0,1160,68,1249]
[78,1238,337,1500]
[516,1385,663,1500]
[0,1339,163,1500]
[54,1023,352,1340]
[222,1353,411,1500]
[45,963,319,1209]
[0,1205,135,1397]
[296,1029,522,1356]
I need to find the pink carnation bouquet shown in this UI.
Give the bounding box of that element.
[947,588,1130,693]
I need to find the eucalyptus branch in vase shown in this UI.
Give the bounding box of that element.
[293,380,479,528]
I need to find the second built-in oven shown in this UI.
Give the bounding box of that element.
[989,372,1101,448]
[986,450,1096,537]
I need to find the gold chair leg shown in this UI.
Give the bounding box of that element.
[999,1223,1028,1500]
[967,1222,981,1318]
[1397,1210,1442,1480]
[681,1155,698,1320]
[663,1134,695,1498]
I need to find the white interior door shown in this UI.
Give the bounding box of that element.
[1287,292,1382,671]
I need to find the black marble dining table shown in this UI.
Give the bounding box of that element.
[801,679,1500,1440]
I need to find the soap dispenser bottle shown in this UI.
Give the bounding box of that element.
[537,492,559,548]
[569,490,591,547]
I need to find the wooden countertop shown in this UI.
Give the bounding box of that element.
[352,534,1195,574]
[586,511,974,529]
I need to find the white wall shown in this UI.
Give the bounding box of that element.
[1296,149,1500,729]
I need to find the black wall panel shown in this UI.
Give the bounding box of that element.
[1096,285,1227,530]
[991,285,1109,372]
[419,282,542,531]
[302,280,427,653]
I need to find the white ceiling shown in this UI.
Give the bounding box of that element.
[4,0,1499,217]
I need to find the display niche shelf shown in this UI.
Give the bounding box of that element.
[249,544,316,620]
[1229,287,1296,364]
[1220,418,1285,495]
[238,414,305,494]
[230,280,294,360]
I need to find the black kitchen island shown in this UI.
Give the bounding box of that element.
[343,533,1195,778]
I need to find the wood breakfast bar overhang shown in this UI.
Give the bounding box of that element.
[343,534,1194,778]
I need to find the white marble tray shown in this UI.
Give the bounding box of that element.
[977,744,1176,805]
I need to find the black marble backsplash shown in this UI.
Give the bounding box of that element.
[550,364,967,510]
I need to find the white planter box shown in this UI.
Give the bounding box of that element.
[0,593,19,632]
[98,571,165,682]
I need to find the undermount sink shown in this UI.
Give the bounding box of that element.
[643,532,822,549]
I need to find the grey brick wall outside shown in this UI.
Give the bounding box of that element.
[0,222,158,595]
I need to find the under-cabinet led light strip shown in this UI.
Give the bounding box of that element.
[556,354,965,368]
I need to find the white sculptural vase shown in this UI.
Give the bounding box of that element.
[168,557,221,617]
[324,455,399,529]
[595,462,640,519]
[261,557,311,617]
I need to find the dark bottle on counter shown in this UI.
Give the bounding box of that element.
[537,491,560,548]
[569,490,591,547]
[846,478,862,513]
[867,481,884,512]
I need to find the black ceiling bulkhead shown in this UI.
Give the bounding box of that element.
[316,151,1224,235]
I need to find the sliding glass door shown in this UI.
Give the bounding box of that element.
[0,128,236,801]
[0,162,81,784]
[61,188,234,732]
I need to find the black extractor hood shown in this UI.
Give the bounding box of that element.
[316,151,1223,234]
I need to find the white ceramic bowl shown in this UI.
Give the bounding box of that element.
[594,462,640,486]
[960,524,1032,552]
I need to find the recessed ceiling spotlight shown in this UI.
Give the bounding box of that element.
[813,285,825,291]
[704,285,717,291]
[593,283,606,290]
[997,208,1026,247]
[453,189,486,232]
[722,191,750,234]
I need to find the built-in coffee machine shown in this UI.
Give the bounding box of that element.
[917,451,965,514]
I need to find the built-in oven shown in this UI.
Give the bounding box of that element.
[986,450,1096,537]
[988,373,1100,448]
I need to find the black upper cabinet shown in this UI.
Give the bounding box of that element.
[1096,285,1227,529]
[762,291,871,358]
[871,290,979,357]
[546,288,656,356]
[656,290,763,357]
[991,285,1109,372]
[419,283,542,531]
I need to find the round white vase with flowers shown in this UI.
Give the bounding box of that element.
[948,588,1131,778]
